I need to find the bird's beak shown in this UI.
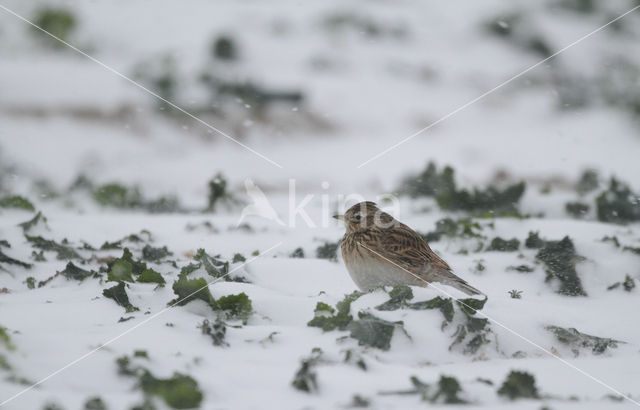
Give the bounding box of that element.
[333,214,345,222]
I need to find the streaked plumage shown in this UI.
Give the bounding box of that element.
[334,201,482,296]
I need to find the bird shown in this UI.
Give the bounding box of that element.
[333,201,483,296]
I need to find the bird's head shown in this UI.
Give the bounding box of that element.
[333,201,396,233]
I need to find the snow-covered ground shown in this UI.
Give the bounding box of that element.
[1,0,640,409]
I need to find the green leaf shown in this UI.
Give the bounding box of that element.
[348,312,400,351]
[0,195,35,211]
[60,262,95,281]
[137,268,165,285]
[456,297,487,316]
[103,282,138,312]
[108,260,134,283]
[408,296,454,323]
[171,275,215,306]
[376,285,414,310]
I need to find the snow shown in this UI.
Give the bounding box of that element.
[1,0,640,408]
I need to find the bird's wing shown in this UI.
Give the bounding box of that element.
[359,223,451,274]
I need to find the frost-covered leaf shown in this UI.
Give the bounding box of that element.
[103,282,139,312]
[25,235,83,261]
[349,312,401,351]
[546,325,624,355]
[536,236,586,296]
[60,262,96,281]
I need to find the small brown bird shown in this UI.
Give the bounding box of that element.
[334,201,482,296]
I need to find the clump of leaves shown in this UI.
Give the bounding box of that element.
[0,240,32,269]
[215,293,253,324]
[508,290,522,299]
[116,354,204,409]
[93,183,142,208]
[381,375,466,404]
[607,275,635,292]
[450,298,491,354]
[106,248,164,285]
[565,201,590,218]
[199,318,227,347]
[205,173,233,212]
[25,235,82,261]
[546,326,624,355]
[0,195,35,211]
[400,162,456,198]
[93,183,180,213]
[399,162,526,214]
[376,286,490,354]
[84,397,107,410]
[432,375,466,404]
[576,169,599,195]
[25,277,36,289]
[32,7,76,47]
[142,245,172,262]
[308,291,402,350]
[596,178,640,223]
[308,291,363,331]
[316,241,339,261]
[181,248,245,282]
[524,231,547,249]
[421,217,483,242]
[103,282,139,313]
[171,259,253,322]
[486,237,520,252]
[536,236,586,296]
[291,348,323,393]
[437,181,526,214]
[60,262,97,281]
[290,247,305,258]
[349,312,402,351]
[497,370,539,400]
[212,35,237,60]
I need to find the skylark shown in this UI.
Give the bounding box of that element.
[334,201,483,296]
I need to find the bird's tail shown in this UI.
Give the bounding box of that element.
[434,269,484,296]
[446,279,483,296]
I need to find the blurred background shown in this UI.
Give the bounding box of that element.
[1,0,639,211]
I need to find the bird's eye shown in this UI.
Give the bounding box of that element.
[354,214,361,221]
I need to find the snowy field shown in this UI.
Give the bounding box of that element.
[1,0,640,409]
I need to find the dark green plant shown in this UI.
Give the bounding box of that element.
[212,35,237,60]
[536,236,586,296]
[32,7,76,47]
[596,178,640,223]
[497,371,539,400]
